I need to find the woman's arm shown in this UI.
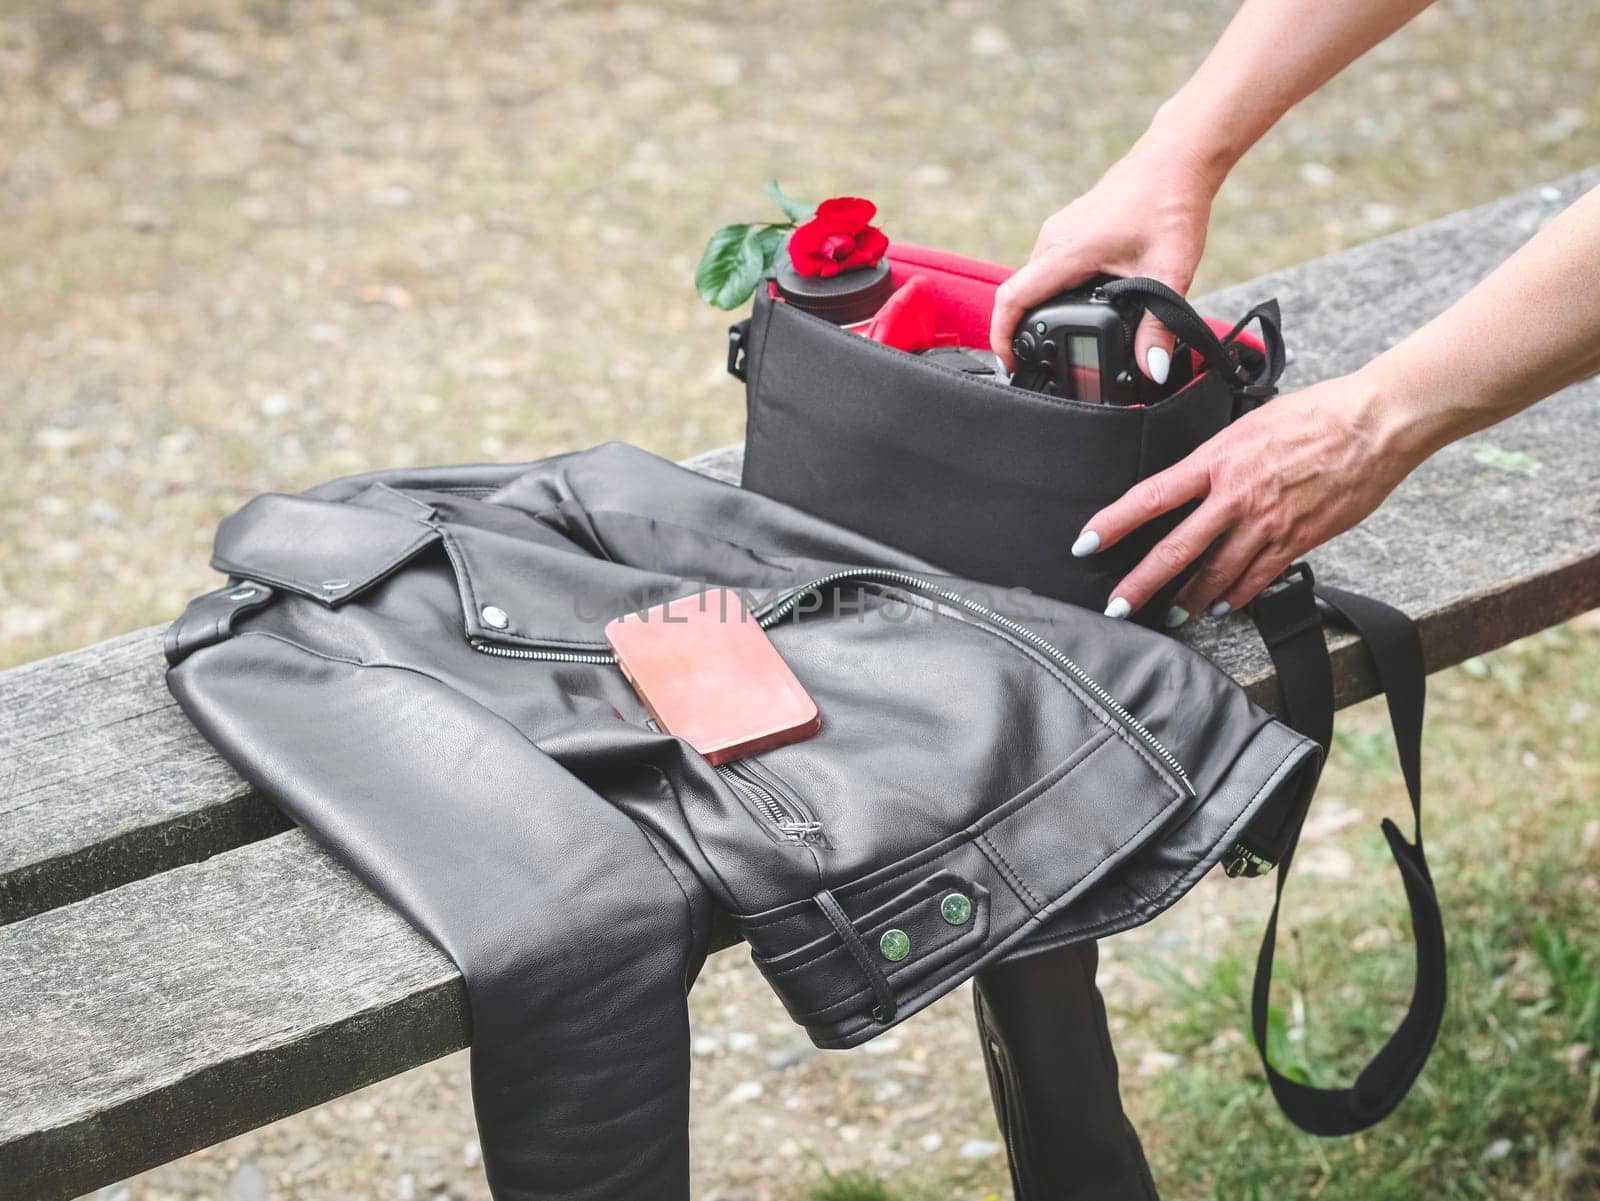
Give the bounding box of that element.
[1084,183,1600,624]
[990,0,1436,378]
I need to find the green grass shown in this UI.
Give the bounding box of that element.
[1136,623,1600,1201]
[803,1170,927,1201]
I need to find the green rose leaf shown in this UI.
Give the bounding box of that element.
[751,223,789,277]
[695,223,769,310]
[764,179,815,224]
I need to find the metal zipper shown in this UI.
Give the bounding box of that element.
[470,640,616,664]
[754,568,1196,798]
[716,760,823,843]
[469,566,1196,798]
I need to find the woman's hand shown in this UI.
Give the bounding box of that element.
[989,134,1224,382]
[990,0,1446,379]
[1075,369,1425,625]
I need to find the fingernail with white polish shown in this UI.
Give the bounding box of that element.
[1104,596,1132,620]
[1071,529,1101,557]
[1164,606,1189,629]
[1209,600,1231,617]
[1147,346,1171,385]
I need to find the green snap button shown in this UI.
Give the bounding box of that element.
[940,892,974,925]
[879,928,911,961]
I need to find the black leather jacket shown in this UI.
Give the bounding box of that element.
[165,443,1319,1201]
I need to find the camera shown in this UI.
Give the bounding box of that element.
[1009,279,1150,405]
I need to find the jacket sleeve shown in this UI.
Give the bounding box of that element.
[168,631,706,1201]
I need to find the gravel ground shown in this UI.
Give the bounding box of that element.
[3,1,1597,1198]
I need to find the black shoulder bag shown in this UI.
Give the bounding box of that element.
[729,252,1445,1135]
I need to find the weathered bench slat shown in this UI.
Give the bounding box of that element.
[0,630,286,925]
[0,830,464,1201]
[1,169,1597,1200]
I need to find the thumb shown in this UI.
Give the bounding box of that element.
[1133,310,1177,385]
[990,251,1095,371]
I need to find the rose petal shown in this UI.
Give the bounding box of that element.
[852,224,889,266]
[786,220,832,275]
[814,196,877,227]
[820,232,858,262]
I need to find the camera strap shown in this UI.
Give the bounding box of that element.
[1245,567,1446,1136]
[1102,276,1257,388]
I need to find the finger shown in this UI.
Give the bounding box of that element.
[1101,498,1232,619]
[1130,256,1196,384]
[1132,310,1177,384]
[1213,548,1297,616]
[1171,525,1270,618]
[1073,454,1211,557]
[989,251,1096,369]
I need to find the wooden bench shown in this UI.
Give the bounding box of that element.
[4,167,1598,1201]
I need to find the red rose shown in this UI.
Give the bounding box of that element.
[787,197,890,278]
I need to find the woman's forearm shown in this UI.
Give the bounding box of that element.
[1140,0,1438,189]
[1358,183,1600,467]
[992,1,1437,372]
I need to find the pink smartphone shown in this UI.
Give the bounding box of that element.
[604,587,821,766]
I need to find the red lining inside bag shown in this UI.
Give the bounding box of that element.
[769,241,1265,366]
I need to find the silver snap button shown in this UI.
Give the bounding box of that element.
[227,586,259,602]
[481,605,510,630]
[321,579,350,594]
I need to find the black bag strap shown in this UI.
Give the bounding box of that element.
[1245,565,1446,1136]
[1220,297,1287,406]
[727,317,753,382]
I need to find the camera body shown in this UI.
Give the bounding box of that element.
[1009,280,1148,405]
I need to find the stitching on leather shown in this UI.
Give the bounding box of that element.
[792,728,1122,918]
[1040,736,1306,947]
[437,525,612,650]
[239,629,368,667]
[213,524,437,607]
[806,737,1308,1038]
[632,782,707,987]
[651,762,765,913]
[977,831,1043,911]
[581,508,805,576]
[438,527,482,631]
[761,729,1177,991]
[760,881,986,983]
[755,877,956,977]
[774,749,1184,1021]
[736,727,1118,933]
[749,596,1186,916]
[918,607,1180,802]
[779,911,988,1019]
[369,480,439,516]
[812,889,897,1022]
[794,773,1183,1026]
